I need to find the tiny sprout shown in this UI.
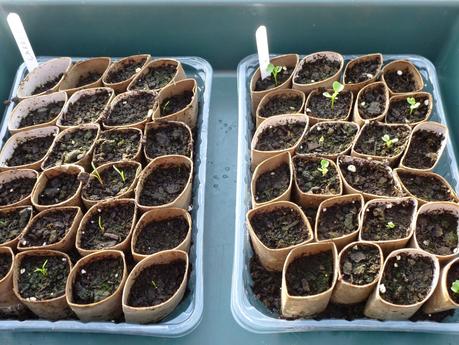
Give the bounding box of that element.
[322,81,344,110]
[386,221,396,229]
[317,159,330,176]
[381,134,399,149]
[319,136,325,145]
[113,166,126,183]
[0,219,6,226]
[91,162,104,185]
[266,63,285,86]
[98,215,105,232]
[151,280,158,289]
[451,280,459,294]
[34,259,48,277]
[407,97,420,115]
[162,100,170,113]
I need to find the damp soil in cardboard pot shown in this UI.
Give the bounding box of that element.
[0,176,36,206]
[104,92,156,127]
[130,64,177,91]
[249,255,282,313]
[6,134,55,167]
[345,57,381,84]
[18,101,65,129]
[397,171,455,202]
[255,122,305,151]
[105,57,147,84]
[259,94,303,118]
[32,74,64,96]
[160,91,193,117]
[294,57,340,85]
[145,122,192,159]
[306,90,352,120]
[254,163,290,203]
[255,66,294,91]
[38,172,80,205]
[316,200,361,240]
[60,89,111,126]
[0,207,32,244]
[403,129,444,169]
[416,210,458,256]
[384,69,419,94]
[293,157,340,195]
[386,95,430,124]
[340,243,381,285]
[357,84,387,120]
[92,129,141,167]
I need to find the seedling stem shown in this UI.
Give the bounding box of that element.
[113,166,126,183]
[266,63,285,86]
[34,259,48,277]
[91,162,104,185]
[381,134,399,149]
[322,81,344,110]
[407,97,420,115]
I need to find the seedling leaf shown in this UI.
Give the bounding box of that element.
[381,134,399,149]
[98,215,105,233]
[451,280,459,294]
[322,81,344,110]
[113,165,126,183]
[266,63,284,86]
[91,162,104,185]
[34,259,48,277]
[386,221,396,229]
[317,159,330,176]
[407,97,421,115]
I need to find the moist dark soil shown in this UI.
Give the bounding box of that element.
[316,199,361,240]
[301,206,318,229]
[160,91,194,116]
[18,255,70,300]
[254,164,290,203]
[293,157,340,195]
[386,95,430,124]
[353,122,411,157]
[130,64,177,91]
[255,66,294,91]
[73,257,124,304]
[358,84,387,119]
[340,243,381,285]
[361,199,416,241]
[82,163,138,201]
[75,71,103,88]
[105,58,147,84]
[416,210,458,256]
[306,90,352,120]
[38,172,80,205]
[345,57,381,84]
[6,134,55,167]
[379,253,434,305]
[0,207,32,244]
[0,177,36,206]
[296,122,358,155]
[294,57,340,84]
[60,89,111,126]
[92,129,141,167]
[43,128,98,168]
[79,202,135,250]
[139,164,190,206]
[0,253,12,280]
[447,262,459,304]
[249,255,282,314]
[286,251,334,296]
[135,216,189,255]
[255,122,305,151]
[384,68,419,93]
[403,130,444,169]
[18,101,65,129]
[250,206,311,249]
[397,171,455,202]
[127,259,186,307]
[145,122,192,159]
[259,94,303,118]
[20,208,78,247]
[32,74,63,95]
[105,92,156,126]
[339,157,401,197]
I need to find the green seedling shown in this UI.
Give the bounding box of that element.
[91,162,104,185]
[317,159,330,176]
[113,166,126,183]
[0,219,6,226]
[266,63,285,86]
[381,134,399,149]
[322,81,344,110]
[98,215,105,233]
[162,100,170,113]
[386,221,396,229]
[34,259,48,277]
[319,136,325,145]
[407,97,420,115]
[451,280,459,294]
[151,280,158,289]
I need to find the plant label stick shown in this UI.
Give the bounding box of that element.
[7,13,38,73]
[256,25,270,80]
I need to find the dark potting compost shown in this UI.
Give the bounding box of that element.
[92,129,141,167]
[259,94,303,118]
[358,84,387,119]
[0,207,32,244]
[386,95,430,124]
[293,157,340,195]
[306,90,352,120]
[61,89,111,126]
[130,64,177,91]
[397,171,455,202]
[0,177,36,206]
[104,92,156,126]
[6,134,55,167]
[345,57,381,84]
[32,74,63,95]
[105,58,147,84]
[38,172,80,205]
[403,130,444,169]
[316,200,361,240]
[384,69,418,93]
[145,122,192,159]
[340,244,381,285]
[160,91,193,116]
[255,66,294,91]
[18,101,64,129]
[254,163,290,203]
[294,57,340,85]
[255,122,305,151]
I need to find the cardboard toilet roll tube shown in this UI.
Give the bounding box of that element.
[255,88,306,128]
[381,60,424,96]
[304,88,354,125]
[385,92,433,127]
[102,54,151,93]
[0,205,33,248]
[122,249,189,323]
[359,197,418,254]
[331,241,383,304]
[66,250,127,321]
[135,155,193,212]
[315,194,364,250]
[0,126,59,171]
[0,169,38,209]
[31,164,84,211]
[59,57,111,95]
[342,53,383,93]
[292,52,344,94]
[8,91,67,134]
[131,207,192,262]
[364,248,439,320]
[281,241,338,318]
[400,121,448,172]
[16,57,72,100]
[251,151,293,208]
[151,78,198,129]
[0,247,26,316]
[17,206,82,252]
[423,256,459,314]
[250,54,299,115]
[352,81,390,126]
[251,114,308,169]
[13,249,73,320]
[247,201,314,271]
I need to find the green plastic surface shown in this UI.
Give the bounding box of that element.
[0,1,458,344]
